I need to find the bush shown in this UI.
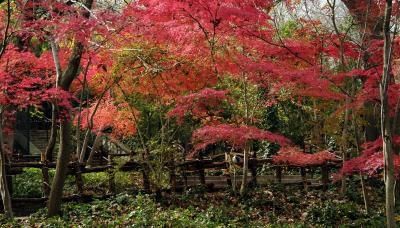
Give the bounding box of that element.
[306,200,386,227]
[20,193,268,227]
[13,168,43,198]
[306,200,359,226]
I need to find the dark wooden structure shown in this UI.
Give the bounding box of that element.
[4,111,342,206]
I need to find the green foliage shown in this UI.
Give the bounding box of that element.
[13,168,45,198]
[82,172,109,193]
[217,76,264,123]
[306,200,386,227]
[262,100,312,146]
[306,200,359,226]
[4,185,393,227]
[279,20,299,38]
[21,193,265,227]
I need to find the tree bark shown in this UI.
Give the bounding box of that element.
[47,0,94,216]
[250,151,257,186]
[86,133,102,167]
[47,121,73,216]
[0,115,12,218]
[381,1,396,227]
[240,148,249,196]
[79,129,91,163]
[340,96,350,195]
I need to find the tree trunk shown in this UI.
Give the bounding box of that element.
[381,1,396,227]
[0,121,12,218]
[41,161,50,198]
[47,121,73,216]
[142,166,150,192]
[74,161,84,196]
[360,173,369,213]
[240,148,248,196]
[45,106,57,162]
[250,151,257,186]
[107,154,115,194]
[353,108,370,213]
[42,105,57,197]
[45,0,94,217]
[86,133,102,167]
[79,129,91,163]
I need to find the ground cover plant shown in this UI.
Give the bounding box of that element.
[0,0,400,227]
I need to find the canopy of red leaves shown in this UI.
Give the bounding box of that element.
[339,137,400,177]
[192,124,290,154]
[168,88,230,123]
[75,99,137,139]
[0,47,73,113]
[272,147,339,167]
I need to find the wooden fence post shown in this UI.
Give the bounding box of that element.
[142,165,151,192]
[276,166,282,183]
[197,159,206,186]
[321,163,329,191]
[6,175,12,196]
[107,154,115,194]
[74,161,84,195]
[250,154,258,186]
[169,160,177,192]
[41,160,50,197]
[300,167,307,191]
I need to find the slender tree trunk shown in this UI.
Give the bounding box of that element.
[0,113,12,218]
[45,107,57,162]
[250,151,257,186]
[79,87,110,163]
[341,98,350,195]
[86,133,102,167]
[47,0,93,216]
[359,173,369,213]
[381,1,396,227]
[42,106,57,197]
[240,147,249,196]
[74,163,84,196]
[48,121,73,216]
[353,113,370,213]
[41,160,50,198]
[75,59,90,159]
[79,129,91,163]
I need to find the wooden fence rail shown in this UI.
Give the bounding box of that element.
[4,153,341,204]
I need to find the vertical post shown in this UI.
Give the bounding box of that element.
[169,160,176,192]
[250,152,257,186]
[6,175,12,196]
[142,165,150,192]
[321,164,329,191]
[41,161,50,197]
[182,165,188,191]
[197,159,206,186]
[300,167,307,191]
[225,154,232,189]
[108,154,115,194]
[276,166,282,183]
[74,159,84,196]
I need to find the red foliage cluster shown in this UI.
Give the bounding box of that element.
[168,88,230,123]
[339,137,400,177]
[272,147,339,167]
[0,47,73,112]
[17,1,121,45]
[192,123,290,154]
[75,98,137,139]
[130,0,271,56]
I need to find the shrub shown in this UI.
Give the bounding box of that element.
[13,168,43,198]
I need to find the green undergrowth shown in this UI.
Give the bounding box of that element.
[1,183,392,227]
[12,168,138,198]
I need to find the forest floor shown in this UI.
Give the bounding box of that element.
[0,177,391,227]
